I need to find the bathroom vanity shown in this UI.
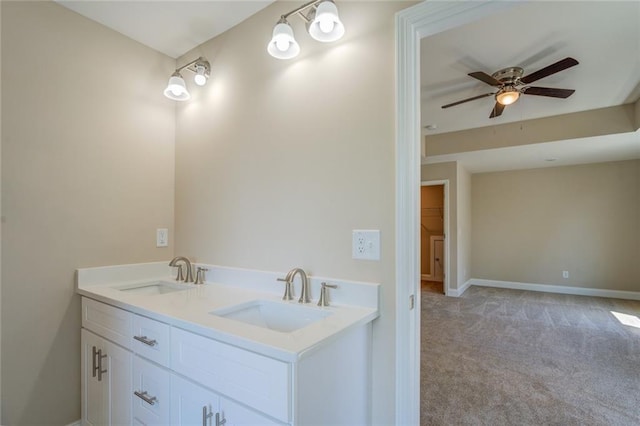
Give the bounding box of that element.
[77,262,379,425]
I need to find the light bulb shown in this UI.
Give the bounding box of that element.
[164,73,190,101]
[308,1,344,43]
[276,38,289,52]
[194,74,206,86]
[193,64,206,86]
[319,17,335,33]
[267,21,299,59]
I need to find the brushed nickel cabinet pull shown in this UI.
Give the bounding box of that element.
[134,390,157,405]
[133,335,158,347]
[202,406,213,426]
[97,349,107,382]
[216,412,226,426]
[91,346,99,378]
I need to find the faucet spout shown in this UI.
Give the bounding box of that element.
[169,256,194,283]
[285,268,311,304]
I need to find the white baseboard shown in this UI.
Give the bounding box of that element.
[447,280,472,297]
[65,421,81,426]
[469,278,640,301]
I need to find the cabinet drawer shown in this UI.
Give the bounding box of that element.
[171,328,291,422]
[133,356,171,425]
[132,314,170,367]
[82,297,132,349]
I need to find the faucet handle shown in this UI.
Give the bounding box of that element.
[195,267,208,285]
[317,282,337,307]
[277,277,294,301]
[173,264,184,282]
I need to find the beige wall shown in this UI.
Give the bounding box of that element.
[1,2,175,424]
[174,2,412,423]
[471,160,640,291]
[426,104,637,157]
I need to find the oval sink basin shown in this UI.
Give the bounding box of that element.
[211,300,332,333]
[116,281,189,295]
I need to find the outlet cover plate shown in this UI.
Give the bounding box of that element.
[156,228,168,247]
[352,229,380,260]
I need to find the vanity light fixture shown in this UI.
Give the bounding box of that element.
[267,0,344,60]
[163,56,210,101]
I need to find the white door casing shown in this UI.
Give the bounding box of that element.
[395,1,519,424]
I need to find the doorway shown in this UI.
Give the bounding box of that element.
[420,183,447,295]
[395,2,515,423]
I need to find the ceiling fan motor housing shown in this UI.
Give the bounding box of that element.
[491,67,524,85]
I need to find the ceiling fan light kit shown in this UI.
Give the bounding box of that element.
[442,57,579,118]
[495,88,520,106]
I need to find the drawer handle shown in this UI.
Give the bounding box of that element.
[216,412,226,426]
[203,406,213,426]
[133,335,158,347]
[91,346,107,381]
[134,390,157,405]
[92,346,99,378]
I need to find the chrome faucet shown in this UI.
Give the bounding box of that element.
[169,256,194,283]
[278,268,311,303]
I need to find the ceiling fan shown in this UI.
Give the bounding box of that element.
[441,57,579,118]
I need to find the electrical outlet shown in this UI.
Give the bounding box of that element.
[352,230,380,260]
[156,228,168,247]
[562,270,569,279]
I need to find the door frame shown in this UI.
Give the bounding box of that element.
[421,180,449,295]
[394,1,518,424]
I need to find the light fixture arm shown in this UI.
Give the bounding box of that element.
[281,0,324,24]
[174,56,210,76]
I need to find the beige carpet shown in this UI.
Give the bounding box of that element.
[420,286,640,425]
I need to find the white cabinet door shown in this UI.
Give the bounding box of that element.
[171,327,290,422]
[81,329,132,426]
[220,397,285,426]
[171,374,219,426]
[132,355,171,425]
[82,329,106,426]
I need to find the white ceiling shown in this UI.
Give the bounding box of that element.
[420,1,640,172]
[55,1,275,58]
[421,1,640,135]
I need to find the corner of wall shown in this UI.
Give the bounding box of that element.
[456,164,472,289]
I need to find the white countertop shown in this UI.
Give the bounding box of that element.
[77,262,379,362]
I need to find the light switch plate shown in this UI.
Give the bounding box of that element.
[156,228,168,247]
[352,230,380,260]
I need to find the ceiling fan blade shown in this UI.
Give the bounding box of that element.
[489,102,505,118]
[523,86,575,98]
[468,71,502,86]
[441,92,495,109]
[520,57,579,84]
